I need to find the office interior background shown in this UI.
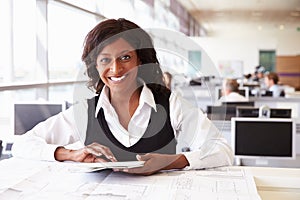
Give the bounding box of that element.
[0,0,300,168]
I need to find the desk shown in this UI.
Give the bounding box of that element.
[0,158,299,200]
[249,166,300,200]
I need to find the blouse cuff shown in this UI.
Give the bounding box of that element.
[182,151,205,170]
[182,149,234,170]
[41,144,61,161]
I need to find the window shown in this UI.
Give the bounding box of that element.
[48,2,99,81]
[13,0,37,83]
[0,0,198,140]
[0,0,12,84]
[0,0,38,84]
[259,50,276,72]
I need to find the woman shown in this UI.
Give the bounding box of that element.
[12,18,233,175]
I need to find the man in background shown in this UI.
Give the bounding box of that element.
[218,79,248,102]
[264,72,284,97]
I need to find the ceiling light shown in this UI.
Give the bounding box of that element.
[257,25,262,31]
[279,25,285,30]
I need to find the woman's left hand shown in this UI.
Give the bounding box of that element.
[121,153,189,176]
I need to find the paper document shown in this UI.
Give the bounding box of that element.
[86,167,262,200]
[67,161,145,172]
[0,159,261,200]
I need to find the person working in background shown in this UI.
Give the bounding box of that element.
[245,65,267,96]
[252,65,266,83]
[12,18,233,175]
[248,65,267,88]
[264,72,284,97]
[163,71,173,90]
[218,79,248,102]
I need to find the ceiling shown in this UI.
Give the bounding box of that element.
[177,0,300,36]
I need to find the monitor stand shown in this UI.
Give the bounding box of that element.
[255,158,269,166]
[234,157,270,166]
[234,157,241,166]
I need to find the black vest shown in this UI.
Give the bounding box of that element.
[85,84,176,161]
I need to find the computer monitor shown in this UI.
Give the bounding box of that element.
[13,101,65,135]
[215,86,249,102]
[206,105,237,120]
[231,117,296,163]
[236,107,292,118]
[270,108,292,118]
[207,101,254,121]
[222,101,255,107]
[236,107,259,118]
[261,91,273,97]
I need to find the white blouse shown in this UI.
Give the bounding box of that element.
[12,85,233,170]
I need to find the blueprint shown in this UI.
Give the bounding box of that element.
[83,167,261,200]
[0,158,261,200]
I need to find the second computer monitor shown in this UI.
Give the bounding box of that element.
[222,101,255,107]
[231,117,295,160]
[215,86,249,102]
[236,107,292,118]
[206,101,254,121]
[14,101,65,135]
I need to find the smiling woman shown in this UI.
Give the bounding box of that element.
[96,38,141,130]
[82,18,164,94]
[12,18,233,176]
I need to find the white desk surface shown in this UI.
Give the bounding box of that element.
[243,166,300,200]
[0,158,299,200]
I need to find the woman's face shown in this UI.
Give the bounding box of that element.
[96,38,140,94]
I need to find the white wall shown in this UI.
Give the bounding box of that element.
[191,30,300,75]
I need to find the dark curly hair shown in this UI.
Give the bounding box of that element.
[81,18,165,94]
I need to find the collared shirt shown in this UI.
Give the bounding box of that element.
[269,85,282,97]
[12,84,233,170]
[96,85,157,147]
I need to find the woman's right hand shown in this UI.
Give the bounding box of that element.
[55,142,117,163]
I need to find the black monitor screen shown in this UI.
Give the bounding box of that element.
[217,88,248,100]
[222,101,255,107]
[271,109,292,118]
[236,108,259,117]
[234,120,293,157]
[236,108,292,118]
[207,105,237,120]
[207,102,254,121]
[14,103,63,135]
